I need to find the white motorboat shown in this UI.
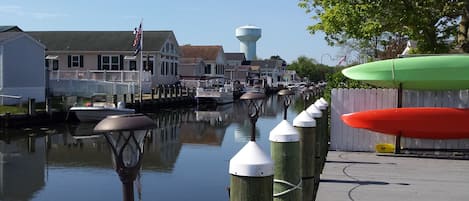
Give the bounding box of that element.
[69,94,135,122]
[195,78,234,105]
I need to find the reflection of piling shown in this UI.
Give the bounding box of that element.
[306,104,322,188]
[293,111,317,201]
[270,120,301,201]
[229,141,273,201]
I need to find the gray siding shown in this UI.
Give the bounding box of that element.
[3,35,45,88]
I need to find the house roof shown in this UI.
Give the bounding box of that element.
[180,45,223,60]
[249,59,283,68]
[27,31,174,52]
[0,32,23,43]
[0,32,45,48]
[0,26,23,32]
[225,52,245,61]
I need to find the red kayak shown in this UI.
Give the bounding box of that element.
[341,107,469,139]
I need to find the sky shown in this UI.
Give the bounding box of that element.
[1,0,344,66]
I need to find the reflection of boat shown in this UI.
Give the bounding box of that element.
[341,107,469,139]
[69,94,135,122]
[342,55,469,90]
[195,78,234,105]
[195,104,233,124]
[67,122,98,138]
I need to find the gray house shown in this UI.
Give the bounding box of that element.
[0,27,46,104]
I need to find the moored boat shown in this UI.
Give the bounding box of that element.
[69,94,135,122]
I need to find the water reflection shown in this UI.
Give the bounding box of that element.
[0,94,313,201]
[0,128,46,201]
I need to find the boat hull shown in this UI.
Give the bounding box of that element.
[342,55,469,90]
[70,107,135,122]
[341,107,469,139]
[195,88,234,105]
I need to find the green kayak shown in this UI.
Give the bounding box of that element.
[342,55,469,90]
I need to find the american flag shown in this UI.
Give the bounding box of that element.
[133,22,142,55]
[337,55,346,66]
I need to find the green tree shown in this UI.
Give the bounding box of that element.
[287,56,334,82]
[299,0,464,54]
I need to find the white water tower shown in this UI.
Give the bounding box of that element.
[236,25,261,61]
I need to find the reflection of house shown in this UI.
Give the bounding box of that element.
[179,122,226,146]
[0,26,46,104]
[28,30,181,89]
[0,137,45,201]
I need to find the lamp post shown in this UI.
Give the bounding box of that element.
[93,114,156,201]
[229,91,273,201]
[240,91,266,141]
[271,89,301,200]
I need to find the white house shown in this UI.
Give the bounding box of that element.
[0,28,45,104]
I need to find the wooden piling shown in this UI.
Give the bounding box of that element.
[270,120,302,201]
[306,104,323,187]
[293,111,317,201]
[229,141,273,201]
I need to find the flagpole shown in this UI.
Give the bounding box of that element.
[139,19,144,108]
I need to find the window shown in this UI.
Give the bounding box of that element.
[205,64,211,74]
[72,55,80,67]
[111,56,119,70]
[101,55,119,70]
[46,59,59,70]
[143,56,154,74]
[165,62,169,75]
[175,63,178,75]
[129,60,137,71]
[68,55,83,68]
[161,63,164,74]
[52,60,59,70]
[170,62,174,75]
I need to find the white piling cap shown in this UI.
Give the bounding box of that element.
[306,104,322,118]
[229,141,274,177]
[319,97,329,107]
[269,120,300,142]
[293,111,316,128]
[314,99,327,110]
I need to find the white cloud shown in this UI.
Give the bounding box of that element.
[0,5,67,19]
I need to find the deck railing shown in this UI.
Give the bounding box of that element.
[49,70,152,82]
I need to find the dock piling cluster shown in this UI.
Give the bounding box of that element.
[228,93,329,201]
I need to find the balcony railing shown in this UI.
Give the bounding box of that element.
[49,70,152,83]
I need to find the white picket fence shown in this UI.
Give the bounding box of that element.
[330,88,469,152]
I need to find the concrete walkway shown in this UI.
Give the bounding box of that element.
[316,151,469,201]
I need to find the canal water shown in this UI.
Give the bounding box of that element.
[1,94,313,201]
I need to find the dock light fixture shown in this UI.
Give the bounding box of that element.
[278,89,295,120]
[93,114,156,201]
[240,91,266,141]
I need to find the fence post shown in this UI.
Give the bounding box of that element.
[28,98,36,116]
